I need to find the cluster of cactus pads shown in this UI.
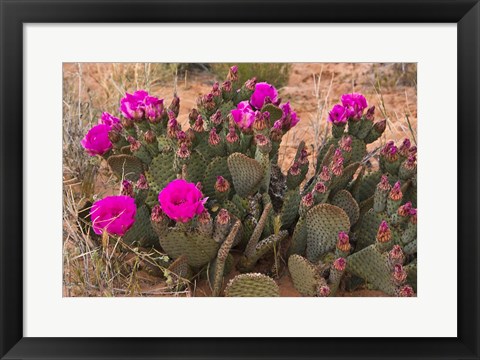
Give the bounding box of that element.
[81,66,416,297]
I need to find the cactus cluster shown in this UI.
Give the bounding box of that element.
[80,66,417,297]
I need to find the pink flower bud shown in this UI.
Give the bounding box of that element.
[336,231,351,252]
[319,166,331,182]
[198,209,211,224]
[331,158,344,176]
[121,180,134,197]
[151,204,166,223]
[289,162,301,176]
[217,208,231,225]
[227,65,238,82]
[127,136,141,152]
[136,174,149,190]
[176,142,191,159]
[211,82,221,97]
[389,181,403,201]
[301,192,314,207]
[376,220,391,243]
[244,77,257,91]
[398,202,413,217]
[392,264,407,284]
[222,80,232,93]
[188,108,200,123]
[226,126,239,143]
[144,130,156,144]
[378,174,392,192]
[373,119,387,133]
[397,285,415,297]
[314,182,327,194]
[192,115,205,133]
[215,176,230,193]
[365,105,375,121]
[333,257,347,271]
[208,128,221,146]
[317,285,331,297]
[399,138,411,157]
[338,135,352,152]
[210,110,223,125]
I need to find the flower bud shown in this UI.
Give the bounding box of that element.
[217,208,231,225]
[301,192,314,207]
[227,65,238,82]
[382,141,399,162]
[388,245,405,266]
[409,208,417,224]
[253,111,267,131]
[226,126,239,143]
[403,155,417,171]
[332,148,343,163]
[373,119,387,133]
[399,138,411,157]
[192,115,205,133]
[255,134,272,153]
[289,162,301,176]
[314,182,327,193]
[397,285,415,297]
[214,176,230,193]
[144,130,156,144]
[392,264,407,284]
[333,257,347,271]
[188,108,200,124]
[151,205,166,223]
[298,147,309,165]
[208,128,221,146]
[365,105,375,121]
[317,284,331,297]
[176,142,191,159]
[167,117,179,139]
[244,77,257,91]
[198,209,212,224]
[398,201,413,217]
[319,166,331,182]
[210,110,223,125]
[331,158,344,176]
[338,135,352,152]
[222,80,232,93]
[336,231,351,253]
[376,220,391,243]
[121,180,134,197]
[211,82,221,97]
[127,136,141,152]
[168,95,180,117]
[389,181,403,201]
[136,174,149,190]
[378,174,392,192]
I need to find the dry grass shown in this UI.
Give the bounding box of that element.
[63,63,417,297]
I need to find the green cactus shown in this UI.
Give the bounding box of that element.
[146,152,178,193]
[225,273,280,297]
[107,154,144,181]
[288,254,321,296]
[227,152,264,198]
[305,204,350,262]
[331,190,360,226]
[122,205,157,247]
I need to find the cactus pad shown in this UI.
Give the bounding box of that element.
[279,189,301,229]
[107,154,144,181]
[202,156,232,200]
[227,152,264,198]
[346,244,396,295]
[305,204,350,262]
[225,273,280,297]
[331,190,360,226]
[288,255,320,296]
[184,150,207,184]
[159,228,220,268]
[261,103,283,121]
[122,205,157,247]
[146,152,177,193]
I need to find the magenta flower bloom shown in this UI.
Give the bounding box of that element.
[230,101,256,130]
[341,93,368,119]
[81,124,113,156]
[99,112,121,129]
[144,95,164,122]
[158,179,207,223]
[120,90,148,120]
[90,195,137,236]
[328,104,348,125]
[250,82,278,110]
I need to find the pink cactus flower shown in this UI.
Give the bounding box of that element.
[250,82,278,110]
[340,93,368,119]
[328,104,348,125]
[81,124,113,156]
[230,101,256,131]
[99,112,121,129]
[158,179,207,223]
[90,195,137,236]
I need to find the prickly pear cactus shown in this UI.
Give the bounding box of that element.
[225,273,280,297]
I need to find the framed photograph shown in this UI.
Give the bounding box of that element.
[1,0,479,359]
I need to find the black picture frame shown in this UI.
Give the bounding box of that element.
[1,1,479,359]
